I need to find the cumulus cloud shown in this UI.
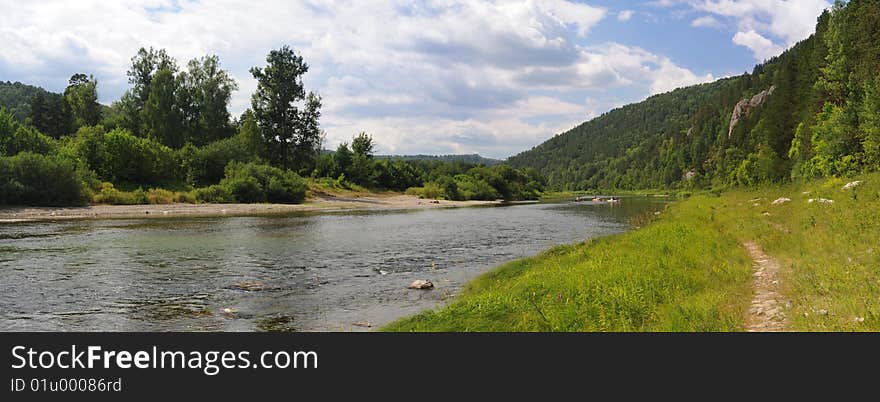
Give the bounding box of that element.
[732,30,784,61]
[694,0,830,60]
[618,10,635,21]
[0,0,712,158]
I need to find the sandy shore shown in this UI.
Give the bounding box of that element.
[0,195,499,222]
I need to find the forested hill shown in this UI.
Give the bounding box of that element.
[0,81,51,121]
[509,0,880,191]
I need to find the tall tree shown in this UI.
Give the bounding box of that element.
[177,55,238,145]
[27,91,71,138]
[249,46,322,172]
[64,73,101,128]
[141,68,183,148]
[125,47,177,134]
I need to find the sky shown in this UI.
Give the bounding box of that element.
[0,0,831,159]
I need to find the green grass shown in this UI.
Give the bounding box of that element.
[384,173,880,332]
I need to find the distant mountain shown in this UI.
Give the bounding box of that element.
[375,153,502,165]
[509,1,880,191]
[0,81,53,121]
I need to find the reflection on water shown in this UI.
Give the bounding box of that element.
[0,198,667,331]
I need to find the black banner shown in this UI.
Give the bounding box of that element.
[0,332,875,400]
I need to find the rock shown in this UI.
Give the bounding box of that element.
[430,200,440,204]
[855,317,865,323]
[771,197,791,205]
[352,321,372,328]
[763,212,771,217]
[808,198,834,204]
[409,280,434,290]
[683,170,696,181]
[729,86,775,138]
[842,181,862,190]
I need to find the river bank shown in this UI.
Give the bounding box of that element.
[384,173,880,332]
[0,194,499,222]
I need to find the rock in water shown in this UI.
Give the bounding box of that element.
[409,280,434,290]
[771,197,791,205]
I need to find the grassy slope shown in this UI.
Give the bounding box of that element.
[384,173,880,332]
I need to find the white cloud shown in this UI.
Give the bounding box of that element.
[618,10,634,21]
[732,30,785,61]
[695,0,830,60]
[0,0,712,158]
[691,15,722,29]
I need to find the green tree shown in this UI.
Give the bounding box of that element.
[27,91,71,138]
[177,55,238,145]
[333,142,353,178]
[141,68,184,148]
[860,78,880,167]
[125,47,177,134]
[249,46,322,172]
[64,73,101,128]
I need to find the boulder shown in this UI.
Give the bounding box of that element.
[771,197,791,205]
[409,280,434,290]
[808,198,834,204]
[842,181,862,190]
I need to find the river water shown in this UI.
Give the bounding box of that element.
[0,198,666,331]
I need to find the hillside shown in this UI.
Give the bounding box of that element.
[509,0,880,191]
[0,81,51,121]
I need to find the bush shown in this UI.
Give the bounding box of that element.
[193,185,234,203]
[219,162,306,204]
[92,183,148,205]
[405,182,444,199]
[0,153,92,206]
[67,127,177,185]
[180,136,254,187]
[455,175,500,200]
[0,108,55,156]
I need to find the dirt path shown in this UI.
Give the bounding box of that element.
[744,241,787,332]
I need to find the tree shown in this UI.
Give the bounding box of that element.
[177,55,238,145]
[249,46,323,172]
[127,47,177,108]
[141,68,184,148]
[352,132,375,157]
[860,78,880,167]
[64,73,101,128]
[27,91,71,138]
[125,47,177,134]
[333,142,353,178]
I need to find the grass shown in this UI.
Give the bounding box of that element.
[384,172,880,332]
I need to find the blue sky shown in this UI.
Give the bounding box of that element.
[0,0,830,158]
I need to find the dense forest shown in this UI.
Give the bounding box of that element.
[510,0,880,191]
[0,48,541,206]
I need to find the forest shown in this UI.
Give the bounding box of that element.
[509,0,880,191]
[0,48,542,206]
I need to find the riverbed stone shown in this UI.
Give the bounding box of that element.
[409,280,434,289]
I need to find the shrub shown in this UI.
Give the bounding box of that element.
[0,153,91,206]
[193,184,234,203]
[219,162,306,204]
[180,136,254,186]
[455,175,500,200]
[146,188,175,204]
[405,182,444,199]
[92,183,148,205]
[0,108,55,156]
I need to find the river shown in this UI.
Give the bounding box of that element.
[0,198,667,331]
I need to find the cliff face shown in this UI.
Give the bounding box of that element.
[728,86,775,138]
